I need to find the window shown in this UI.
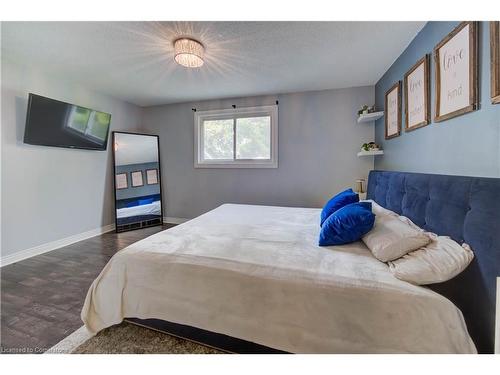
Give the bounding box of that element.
[194,105,278,168]
[67,106,111,144]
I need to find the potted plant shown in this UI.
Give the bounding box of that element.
[358,105,369,116]
[361,142,381,152]
[357,105,376,116]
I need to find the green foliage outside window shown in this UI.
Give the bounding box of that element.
[88,111,111,141]
[236,117,270,159]
[203,116,271,160]
[204,119,234,159]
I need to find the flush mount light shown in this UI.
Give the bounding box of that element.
[173,38,205,68]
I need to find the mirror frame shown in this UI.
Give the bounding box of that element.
[111,131,164,233]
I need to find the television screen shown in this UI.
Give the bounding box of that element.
[24,93,111,150]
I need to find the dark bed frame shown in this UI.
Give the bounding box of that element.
[128,170,500,353]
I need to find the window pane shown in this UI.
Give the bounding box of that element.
[203,119,234,160]
[236,116,271,159]
[68,106,90,133]
[86,111,111,141]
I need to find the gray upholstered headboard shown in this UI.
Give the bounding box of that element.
[366,170,500,353]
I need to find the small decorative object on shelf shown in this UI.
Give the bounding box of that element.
[357,142,384,157]
[357,105,376,116]
[361,142,381,152]
[355,178,366,200]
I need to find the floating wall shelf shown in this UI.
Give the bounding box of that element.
[357,150,384,157]
[357,111,384,123]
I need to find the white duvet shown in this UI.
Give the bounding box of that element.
[82,204,476,353]
[116,200,161,218]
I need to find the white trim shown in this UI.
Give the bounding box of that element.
[194,161,278,169]
[1,218,189,267]
[163,216,190,225]
[0,224,115,267]
[194,105,278,169]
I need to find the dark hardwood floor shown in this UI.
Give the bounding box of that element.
[1,224,174,354]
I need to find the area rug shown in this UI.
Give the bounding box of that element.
[47,321,224,354]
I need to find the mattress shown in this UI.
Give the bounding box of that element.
[81,204,476,353]
[116,200,161,218]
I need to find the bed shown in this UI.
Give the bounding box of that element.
[114,194,163,229]
[82,170,499,353]
[82,171,499,353]
[116,200,162,221]
[366,171,500,353]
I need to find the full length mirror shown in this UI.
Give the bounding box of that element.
[112,131,163,232]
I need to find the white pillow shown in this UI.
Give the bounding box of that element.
[362,199,398,217]
[362,214,431,262]
[388,234,474,285]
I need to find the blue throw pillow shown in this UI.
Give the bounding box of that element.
[320,188,359,226]
[319,202,375,246]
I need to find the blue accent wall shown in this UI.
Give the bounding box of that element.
[374,22,500,177]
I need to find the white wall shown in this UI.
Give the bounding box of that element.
[143,86,375,219]
[0,58,374,262]
[1,58,142,259]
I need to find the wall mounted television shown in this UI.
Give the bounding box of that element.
[24,93,112,151]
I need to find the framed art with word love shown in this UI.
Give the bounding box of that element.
[385,81,402,139]
[404,54,431,131]
[433,21,479,122]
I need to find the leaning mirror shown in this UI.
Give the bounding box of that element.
[112,131,163,232]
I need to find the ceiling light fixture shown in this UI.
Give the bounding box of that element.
[173,38,205,68]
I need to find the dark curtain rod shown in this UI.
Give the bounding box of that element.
[192,100,278,112]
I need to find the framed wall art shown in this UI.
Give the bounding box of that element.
[146,169,159,185]
[131,171,144,187]
[385,81,402,139]
[404,54,431,131]
[434,21,479,122]
[115,173,128,190]
[491,21,500,104]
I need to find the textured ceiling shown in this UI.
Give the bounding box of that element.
[1,21,425,106]
[114,133,158,166]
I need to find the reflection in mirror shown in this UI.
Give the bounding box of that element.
[113,132,163,232]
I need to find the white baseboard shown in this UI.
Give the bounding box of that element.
[1,217,189,267]
[163,216,189,225]
[0,224,115,267]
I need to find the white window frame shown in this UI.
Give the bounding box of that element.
[194,105,278,168]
